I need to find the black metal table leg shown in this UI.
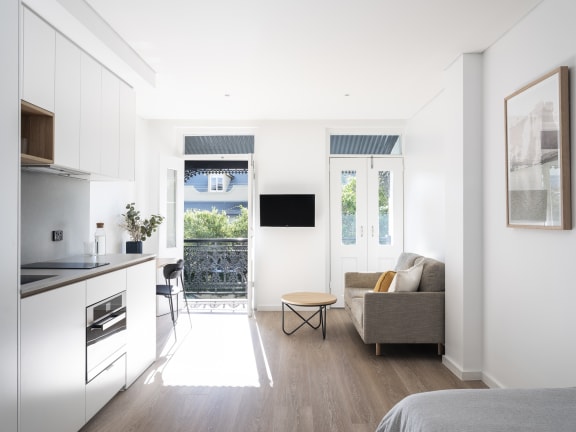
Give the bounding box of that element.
[282,302,324,336]
[280,292,337,339]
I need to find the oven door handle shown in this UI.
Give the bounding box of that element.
[90,311,126,332]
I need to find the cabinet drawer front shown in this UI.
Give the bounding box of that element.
[87,269,127,306]
[85,354,126,422]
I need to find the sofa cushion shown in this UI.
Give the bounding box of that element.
[373,271,396,292]
[418,258,445,292]
[394,252,423,271]
[389,264,423,292]
[344,287,372,310]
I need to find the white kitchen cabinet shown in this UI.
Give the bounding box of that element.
[126,260,157,386]
[85,353,126,422]
[22,5,137,179]
[20,282,86,432]
[86,269,127,306]
[22,7,55,112]
[119,81,136,181]
[80,53,102,174]
[100,68,120,178]
[54,33,81,169]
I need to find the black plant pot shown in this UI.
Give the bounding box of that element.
[126,241,143,254]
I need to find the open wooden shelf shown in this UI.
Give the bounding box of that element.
[20,153,53,165]
[21,100,54,164]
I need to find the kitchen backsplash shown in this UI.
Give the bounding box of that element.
[21,171,90,264]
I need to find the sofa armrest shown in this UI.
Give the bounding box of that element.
[361,291,445,344]
[345,272,382,289]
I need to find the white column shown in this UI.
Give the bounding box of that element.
[443,53,484,379]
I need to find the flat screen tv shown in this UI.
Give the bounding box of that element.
[259,194,315,227]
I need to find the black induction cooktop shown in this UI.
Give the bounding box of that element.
[21,261,110,270]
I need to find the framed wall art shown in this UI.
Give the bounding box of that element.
[505,66,571,229]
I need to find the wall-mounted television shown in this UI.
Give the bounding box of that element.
[259,194,315,227]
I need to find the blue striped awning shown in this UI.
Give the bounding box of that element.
[330,135,400,155]
[185,135,254,155]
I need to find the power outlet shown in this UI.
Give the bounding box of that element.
[52,230,63,241]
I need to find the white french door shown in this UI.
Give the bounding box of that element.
[329,157,404,306]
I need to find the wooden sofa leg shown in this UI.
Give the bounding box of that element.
[375,343,382,356]
[437,343,444,355]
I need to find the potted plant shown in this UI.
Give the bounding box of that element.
[121,203,165,253]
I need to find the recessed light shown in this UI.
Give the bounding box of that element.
[224,93,231,97]
[344,93,350,97]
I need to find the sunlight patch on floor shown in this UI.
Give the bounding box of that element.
[151,314,261,388]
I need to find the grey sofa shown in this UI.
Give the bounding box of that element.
[344,252,445,355]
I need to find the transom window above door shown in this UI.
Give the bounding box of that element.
[329,134,401,155]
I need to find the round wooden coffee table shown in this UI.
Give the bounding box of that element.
[281,292,337,339]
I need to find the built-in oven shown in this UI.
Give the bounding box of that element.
[86,291,127,383]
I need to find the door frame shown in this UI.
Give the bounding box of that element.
[182,152,255,316]
[328,155,404,306]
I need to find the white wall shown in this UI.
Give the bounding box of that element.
[403,94,446,260]
[0,0,19,429]
[144,119,404,310]
[89,180,134,254]
[482,0,576,388]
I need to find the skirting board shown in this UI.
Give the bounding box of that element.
[442,356,504,388]
[442,355,483,381]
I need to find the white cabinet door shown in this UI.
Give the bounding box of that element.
[119,81,136,181]
[20,282,86,432]
[22,7,55,112]
[100,68,120,177]
[126,260,157,386]
[80,53,102,174]
[54,33,81,169]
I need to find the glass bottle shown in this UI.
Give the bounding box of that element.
[95,222,106,255]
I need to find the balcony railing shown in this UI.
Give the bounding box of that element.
[183,238,248,299]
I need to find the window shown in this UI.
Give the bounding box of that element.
[209,174,225,192]
[166,168,177,248]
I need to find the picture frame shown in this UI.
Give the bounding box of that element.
[505,66,571,229]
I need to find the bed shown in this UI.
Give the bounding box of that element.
[376,387,576,432]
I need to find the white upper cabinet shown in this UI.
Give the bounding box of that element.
[22,7,55,112]
[80,53,102,174]
[100,68,120,177]
[119,81,136,181]
[23,5,136,179]
[54,34,81,169]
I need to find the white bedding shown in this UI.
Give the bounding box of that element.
[376,387,576,432]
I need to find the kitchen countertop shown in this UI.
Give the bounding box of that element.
[20,253,156,298]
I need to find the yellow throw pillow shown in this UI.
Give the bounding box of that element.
[373,271,396,292]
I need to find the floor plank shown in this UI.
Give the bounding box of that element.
[80,309,485,432]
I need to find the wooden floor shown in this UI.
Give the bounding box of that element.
[80,308,486,432]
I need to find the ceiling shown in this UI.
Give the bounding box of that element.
[84,0,541,120]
